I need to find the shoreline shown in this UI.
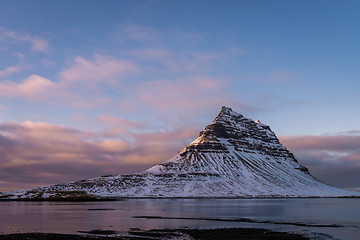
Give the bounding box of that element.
[0,227,310,240]
[1,195,359,201]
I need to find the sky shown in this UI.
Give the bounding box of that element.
[0,0,359,192]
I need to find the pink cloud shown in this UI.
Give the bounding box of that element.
[0,121,133,191]
[98,116,146,137]
[0,55,140,107]
[30,38,49,53]
[0,120,199,191]
[0,27,50,53]
[119,76,250,123]
[280,135,360,152]
[59,55,138,84]
[12,52,26,61]
[0,74,101,108]
[0,74,57,100]
[0,65,25,78]
[279,134,360,189]
[123,48,219,77]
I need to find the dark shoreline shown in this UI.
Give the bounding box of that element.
[1,196,359,201]
[0,228,310,240]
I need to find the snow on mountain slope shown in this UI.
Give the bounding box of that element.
[1,106,359,200]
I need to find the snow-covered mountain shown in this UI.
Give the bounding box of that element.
[1,106,359,200]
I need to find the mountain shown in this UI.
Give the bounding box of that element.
[1,106,359,200]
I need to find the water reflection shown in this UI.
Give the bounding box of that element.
[0,198,359,240]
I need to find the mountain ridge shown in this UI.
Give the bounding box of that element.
[1,106,359,200]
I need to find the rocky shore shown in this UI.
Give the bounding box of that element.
[0,228,309,240]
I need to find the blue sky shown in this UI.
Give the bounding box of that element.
[1,0,360,191]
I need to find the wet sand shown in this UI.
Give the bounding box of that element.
[0,228,310,240]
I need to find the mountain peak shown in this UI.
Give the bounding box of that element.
[182,107,293,164]
[216,106,242,119]
[199,107,271,143]
[220,105,234,114]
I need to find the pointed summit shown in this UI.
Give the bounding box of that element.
[194,106,287,159]
[215,106,243,121]
[219,105,235,115]
[2,107,359,200]
[199,106,247,139]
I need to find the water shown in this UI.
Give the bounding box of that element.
[0,198,359,239]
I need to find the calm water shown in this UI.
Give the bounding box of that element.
[0,198,359,240]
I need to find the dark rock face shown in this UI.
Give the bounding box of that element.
[182,106,295,161]
[1,106,358,199]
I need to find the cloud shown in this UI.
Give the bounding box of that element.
[0,55,139,106]
[0,27,50,53]
[98,116,147,137]
[0,73,98,108]
[118,76,250,125]
[12,52,26,61]
[0,64,25,78]
[134,78,217,112]
[0,120,199,192]
[60,55,138,84]
[279,134,360,189]
[0,74,57,100]
[280,135,360,153]
[30,38,49,53]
